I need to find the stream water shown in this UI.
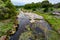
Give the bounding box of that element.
[10,12,51,40]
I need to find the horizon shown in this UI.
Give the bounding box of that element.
[11,0,60,6]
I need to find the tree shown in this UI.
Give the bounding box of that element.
[24,2,41,9]
[44,0,48,1]
[0,0,16,20]
[41,0,53,12]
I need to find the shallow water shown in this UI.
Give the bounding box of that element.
[10,13,51,40]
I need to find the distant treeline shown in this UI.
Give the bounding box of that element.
[23,1,60,9]
[16,1,60,12]
[0,0,16,20]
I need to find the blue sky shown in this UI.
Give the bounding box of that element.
[11,0,60,6]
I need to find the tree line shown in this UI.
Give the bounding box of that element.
[20,1,60,12]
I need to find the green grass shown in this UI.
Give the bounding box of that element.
[48,30,60,40]
[35,11,60,31]
[0,21,14,37]
[53,8,60,11]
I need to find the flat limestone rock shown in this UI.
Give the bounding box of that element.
[24,12,44,20]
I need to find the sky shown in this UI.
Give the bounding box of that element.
[11,0,60,6]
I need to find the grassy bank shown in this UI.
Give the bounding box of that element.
[35,11,60,32]
[33,11,60,40]
[0,17,18,37]
[0,19,13,37]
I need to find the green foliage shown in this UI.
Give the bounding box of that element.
[24,2,41,9]
[0,21,14,37]
[43,8,48,12]
[19,0,60,12]
[0,0,17,37]
[48,31,60,40]
[44,0,48,1]
[41,1,50,8]
[0,0,16,20]
[2,0,8,2]
[41,1,53,12]
[23,1,53,12]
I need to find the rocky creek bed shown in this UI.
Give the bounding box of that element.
[10,11,52,40]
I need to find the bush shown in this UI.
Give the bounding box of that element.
[0,0,16,20]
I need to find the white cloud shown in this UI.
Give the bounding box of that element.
[11,0,43,4]
[11,0,44,5]
[49,0,60,4]
[20,0,43,3]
